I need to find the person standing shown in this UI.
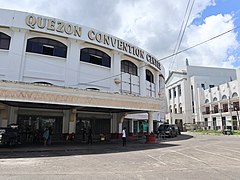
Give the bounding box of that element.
[122,127,127,146]
[43,127,49,146]
[87,127,93,144]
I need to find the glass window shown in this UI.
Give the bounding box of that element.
[26,37,67,58]
[121,60,137,75]
[178,85,181,96]
[0,32,11,50]
[80,48,111,68]
[146,69,154,83]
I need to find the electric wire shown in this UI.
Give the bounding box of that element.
[168,0,192,71]
[169,0,195,71]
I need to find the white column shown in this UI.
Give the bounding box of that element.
[62,110,69,133]
[148,111,154,133]
[111,51,121,92]
[65,40,83,87]
[69,109,77,133]
[155,71,160,97]
[6,28,27,81]
[139,64,146,96]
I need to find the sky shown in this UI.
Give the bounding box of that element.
[0,0,239,76]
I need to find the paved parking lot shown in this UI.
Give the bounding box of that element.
[0,132,240,180]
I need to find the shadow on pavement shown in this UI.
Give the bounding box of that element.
[158,133,194,142]
[0,134,193,159]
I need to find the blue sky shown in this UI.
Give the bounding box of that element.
[193,0,240,67]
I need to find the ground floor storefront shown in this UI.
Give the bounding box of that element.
[0,81,162,144]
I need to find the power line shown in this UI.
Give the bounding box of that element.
[158,24,240,62]
[169,0,195,71]
[85,24,240,84]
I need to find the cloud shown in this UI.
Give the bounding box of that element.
[0,0,239,76]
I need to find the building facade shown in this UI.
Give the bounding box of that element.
[0,9,165,143]
[198,69,240,130]
[165,62,236,131]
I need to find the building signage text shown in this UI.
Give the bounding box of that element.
[25,15,160,70]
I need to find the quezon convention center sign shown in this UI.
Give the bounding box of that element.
[25,14,161,70]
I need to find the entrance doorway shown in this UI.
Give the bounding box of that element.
[17,115,63,144]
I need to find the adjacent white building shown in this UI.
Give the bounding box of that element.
[165,61,236,131]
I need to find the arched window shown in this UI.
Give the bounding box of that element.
[80,48,111,68]
[26,37,67,58]
[174,104,177,114]
[146,69,154,83]
[169,105,172,113]
[179,103,183,113]
[213,97,218,102]
[205,99,209,104]
[222,95,227,100]
[0,32,11,50]
[232,92,238,97]
[121,60,137,75]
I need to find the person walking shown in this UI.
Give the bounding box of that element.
[122,127,127,146]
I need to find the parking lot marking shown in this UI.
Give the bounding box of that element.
[147,154,167,166]
[195,148,240,161]
[170,150,205,164]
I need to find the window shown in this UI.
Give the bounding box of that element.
[81,48,111,68]
[146,69,154,83]
[201,83,205,90]
[26,37,67,58]
[209,85,215,88]
[213,105,218,113]
[169,89,172,99]
[206,107,210,114]
[121,60,137,75]
[223,104,228,112]
[179,104,182,113]
[173,88,176,97]
[174,104,177,114]
[232,92,238,98]
[213,97,218,102]
[222,95,227,100]
[205,99,209,104]
[0,32,11,50]
[178,85,181,96]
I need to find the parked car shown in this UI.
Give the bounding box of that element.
[157,124,179,138]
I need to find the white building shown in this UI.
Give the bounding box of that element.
[199,69,240,130]
[0,9,165,143]
[165,62,236,131]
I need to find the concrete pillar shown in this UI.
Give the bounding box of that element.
[117,112,127,138]
[155,71,160,97]
[148,111,154,133]
[8,107,18,125]
[6,28,27,81]
[139,64,146,96]
[65,40,83,87]
[69,109,77,133]
[111,52,122,92]
[62,110,69,133]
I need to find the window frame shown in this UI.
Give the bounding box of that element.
[26,37,67,58]
[0,32,11,50]
[80,48,111,68]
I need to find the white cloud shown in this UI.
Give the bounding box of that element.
[0,0,239,76]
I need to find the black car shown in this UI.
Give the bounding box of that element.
[157,124,179,138]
